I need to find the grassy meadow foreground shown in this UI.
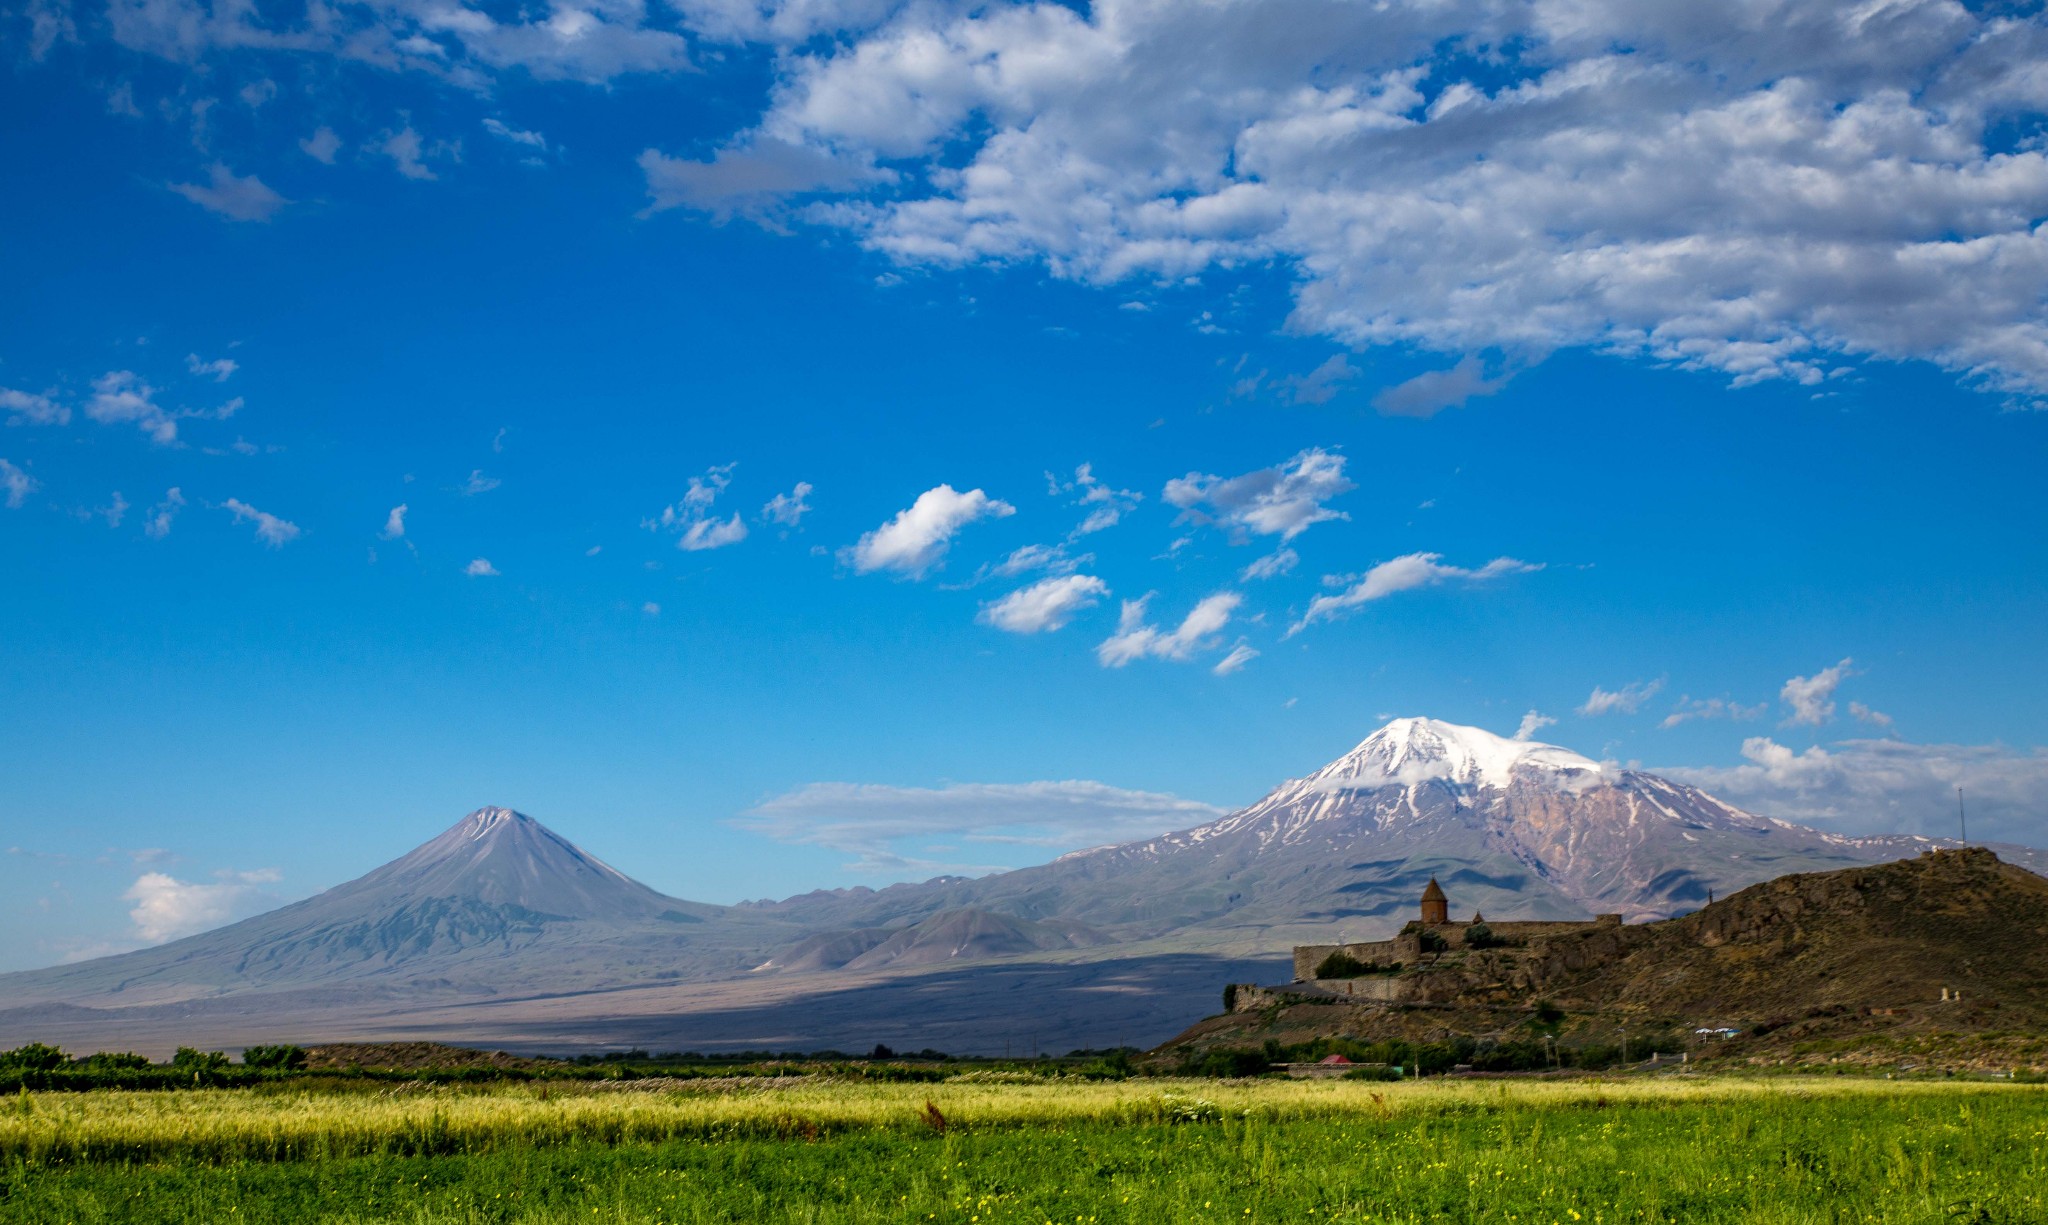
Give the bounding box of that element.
[6,1076,2047,1223]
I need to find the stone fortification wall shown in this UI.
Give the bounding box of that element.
[1292,916,1622,982]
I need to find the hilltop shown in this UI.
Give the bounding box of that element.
[1162,848,2048,1072]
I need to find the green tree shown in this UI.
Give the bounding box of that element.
[241,1044,307,1070]
[1314,952,1374,978]
[171,1047,229,1072]
[0,1043,67,1072]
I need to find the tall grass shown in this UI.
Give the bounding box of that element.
[7,1079,2048,1223]
[2,1075,2036,1164]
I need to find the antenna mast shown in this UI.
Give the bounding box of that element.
[1957,786,1967,846]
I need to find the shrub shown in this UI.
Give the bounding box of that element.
[1222,983,1240,1012]
[241,1045,307,1070]
[0,1044,67,1073]
[1417,929,1449,955]
[1191,1049,1271,1078]
[172,1048,230,1072]
[1465,922,1505,949]
[1314,952,1376,979]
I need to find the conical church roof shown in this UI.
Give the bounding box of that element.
[1421,876,1447,902]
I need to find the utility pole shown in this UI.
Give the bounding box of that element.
[1958,787,1967,845]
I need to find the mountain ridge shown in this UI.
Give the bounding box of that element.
[2,718,2041,1053]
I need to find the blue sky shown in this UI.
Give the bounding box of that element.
[3,0,2046,969]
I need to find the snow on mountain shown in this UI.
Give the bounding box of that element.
[352,806,678,922]
[1315,717,1605,789]
[962,717,2046,940]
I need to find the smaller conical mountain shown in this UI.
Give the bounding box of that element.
[344,807,679,922]
[2,808,724,1006]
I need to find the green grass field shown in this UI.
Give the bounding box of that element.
[5,1077,2045,1223]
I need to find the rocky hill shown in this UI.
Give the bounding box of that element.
[1163,848,2048,1071]
[1550,846,2048,1020]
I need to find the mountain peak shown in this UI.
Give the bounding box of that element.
[1332,716,1601,789]
[457,806,529,839]
[349,807,684,922]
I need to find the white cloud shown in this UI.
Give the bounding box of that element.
[1282,354,1358,406]
[1782,657,1857,726]
[845,484,1016,578]
[460,469,501,495]
[144,488,186,539]
[761,480,813,527]
[1212,641,1259,675]
[642,601,661,615]
[971,542,1089,583]
[123,867,281,944]
[1240,548,1298,581]
[1515,710,1556,741]
[378,124,455,181]
[92,491,130,528]
[682,464,732,511]
[380,504,408,539]
[1849,701,1896,731]
[1660,695,1767,728]
[1164,448,1355,543]
[680,513,749,550]
[1579,678,1666,717]
[1048,463,1141,535]
[1372,356,1515,418]
[169,163,287,222]
[646,0,2048,402]
[223,498,300,547]
[483,117,549,151]
[1293,552,1539,632]
[1665,736,2048,845]
[79,371,241,446]
[465,557,499,576]
[108,0,695,87]
[1,458,37,509]
[648,463,750,551]
[639,138,887,219]
[2,387,68,426]
[300,126,342,164]
[1097,591,1241,666]
[85,371,175,444]
[979,574,1109,633]
[737,779,1227,873]
[185,352,238,382]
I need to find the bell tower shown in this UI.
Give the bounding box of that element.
[1420,876,1448,926]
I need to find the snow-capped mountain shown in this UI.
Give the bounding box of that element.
[774,717,2042,946]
